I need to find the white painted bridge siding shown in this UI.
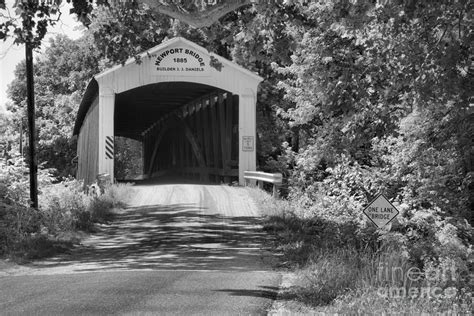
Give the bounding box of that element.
[94,37,263,184]
[77,96,100,186]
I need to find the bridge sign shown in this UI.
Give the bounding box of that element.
[154,46,211,77]
[242,136,255,152]
[363,194,399,228]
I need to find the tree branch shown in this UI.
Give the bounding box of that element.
[138,0,254,28]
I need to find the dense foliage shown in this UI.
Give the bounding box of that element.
[0,0,472,311]
[271,1,473,223]
[5,34,102,177]
[0,156,132,257]
[114,137,143,180]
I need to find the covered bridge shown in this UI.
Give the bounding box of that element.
[73,37,262,185]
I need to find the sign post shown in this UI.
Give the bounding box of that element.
[363,194,399,229]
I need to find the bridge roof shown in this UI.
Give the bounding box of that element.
[73,37,262,139]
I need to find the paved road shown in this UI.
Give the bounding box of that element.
[0,183,281,315]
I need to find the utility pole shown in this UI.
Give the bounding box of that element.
[25,41,38,209]
[19,119,23,157]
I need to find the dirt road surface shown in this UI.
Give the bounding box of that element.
[0,182,281,315]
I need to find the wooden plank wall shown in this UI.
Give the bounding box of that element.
[144,91,239,182]
[77,97,100,186]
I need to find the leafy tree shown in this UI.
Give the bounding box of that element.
[7,34,102,177]
[271,1,472,221]
[0,110,19,160]
[114,137,143,180]
[0,0,255,48]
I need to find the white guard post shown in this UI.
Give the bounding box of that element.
[97,86,115,180]
[239,89,257,184]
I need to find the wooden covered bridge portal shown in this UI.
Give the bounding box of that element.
[73,37,262,185]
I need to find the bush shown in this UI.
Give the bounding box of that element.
[251,188,379,266]
[0,175,88,257]
[88,197,114,223]
[101,182,134,208]
[330,286,473,315]
[39,178,91,232]
[1,160,134,258]
[0,202,42,256]
[292,248,362,306]
[250,186,473,314]
[88,182,133,223]
[284,149,473,272]
[0,157,49,255]
[6,233,77,260]
[0,155,55,207]
[329,249,473,315]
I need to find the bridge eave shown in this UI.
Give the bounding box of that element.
[73,78,99,136]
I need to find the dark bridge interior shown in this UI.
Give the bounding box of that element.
[114,82,217,140]
[114,82,240,183]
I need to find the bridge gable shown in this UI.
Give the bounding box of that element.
[95,37,261,96]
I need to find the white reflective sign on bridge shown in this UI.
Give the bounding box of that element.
[242,136,254,152]
[363,194,399,228]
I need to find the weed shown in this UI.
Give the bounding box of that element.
[1,179,134,259]
[88,183,134,223]
[291,248,361,306]
[249,187,473,314]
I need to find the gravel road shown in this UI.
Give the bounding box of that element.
[0,182,281,315]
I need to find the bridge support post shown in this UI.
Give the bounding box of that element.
[98,87,115,181]
[239,90,257,185]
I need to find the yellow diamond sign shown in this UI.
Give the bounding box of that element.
[363,194,399,228]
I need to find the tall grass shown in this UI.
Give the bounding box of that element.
[293,248,362,305]
[88,183,134,223]
[249,187,473,315]
[1,180,134,259]
[40,179,90,232]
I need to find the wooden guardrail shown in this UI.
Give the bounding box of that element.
[244,171,283,198]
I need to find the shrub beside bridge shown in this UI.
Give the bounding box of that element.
[0,156,132,259]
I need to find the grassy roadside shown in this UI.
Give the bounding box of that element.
[248,188,473,315]
[0,181,134,262]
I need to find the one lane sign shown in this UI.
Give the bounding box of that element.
[363,194,399,228]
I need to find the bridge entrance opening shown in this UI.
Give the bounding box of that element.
[114,82,239,183]
[74,37,262,186]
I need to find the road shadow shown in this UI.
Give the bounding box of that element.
[215,286,279,300]
[119,176,224,187]
[29,202,275,272]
